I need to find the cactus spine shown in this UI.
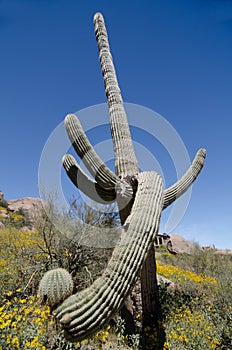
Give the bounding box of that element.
[38,268,74,308]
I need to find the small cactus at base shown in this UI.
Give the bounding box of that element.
[38,268,74,308]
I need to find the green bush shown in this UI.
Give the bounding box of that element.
[1,201,232,349]
[0,197,8,209]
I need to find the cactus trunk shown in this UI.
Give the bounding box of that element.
[55,172,163,341]
[94,13,164,345]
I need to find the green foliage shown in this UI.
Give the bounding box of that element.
[0,293,53,349]
[157,249,232,349]
[0,197,8,209]
[0,227,46,294]
[1,202,231,349]
[33,200,116,291]
[0,206,32,229]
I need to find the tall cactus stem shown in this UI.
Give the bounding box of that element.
[94,12,139,178]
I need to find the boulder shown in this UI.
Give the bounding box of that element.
[167,233,196,255]
[7,197,43,222]
[157,274,176,288]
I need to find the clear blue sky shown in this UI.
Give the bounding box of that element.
[1,0,231,249]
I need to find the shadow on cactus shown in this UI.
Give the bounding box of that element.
[38,12,206,349]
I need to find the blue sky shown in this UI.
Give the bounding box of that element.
[0,0,231,249]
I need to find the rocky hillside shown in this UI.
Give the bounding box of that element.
[0,191,231,255]
[7,197,43,221]
[0,191,43,230]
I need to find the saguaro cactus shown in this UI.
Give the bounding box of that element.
[39,12,206,348]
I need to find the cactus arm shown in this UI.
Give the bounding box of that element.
[65,113,116,188]
[54,171,163,341]
[163,148,206,209]
[65,113,133,199]
[94,13,139,178]
[62,154,116,204]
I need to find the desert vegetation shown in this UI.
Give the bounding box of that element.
[0,203,231,349]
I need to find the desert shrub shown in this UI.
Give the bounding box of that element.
[4,211,28,228]
[0,228,47,294]
[0,290,138,350]
[158,248,232,281]
[32,200,118,291]
[0,198,8,209]
[1,199,231,349]
[0,207,32,229]
[163,299,222,349]
[0,293,53,349]
[157,249,232,349]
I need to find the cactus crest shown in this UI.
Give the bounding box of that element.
[38,268,74,308]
